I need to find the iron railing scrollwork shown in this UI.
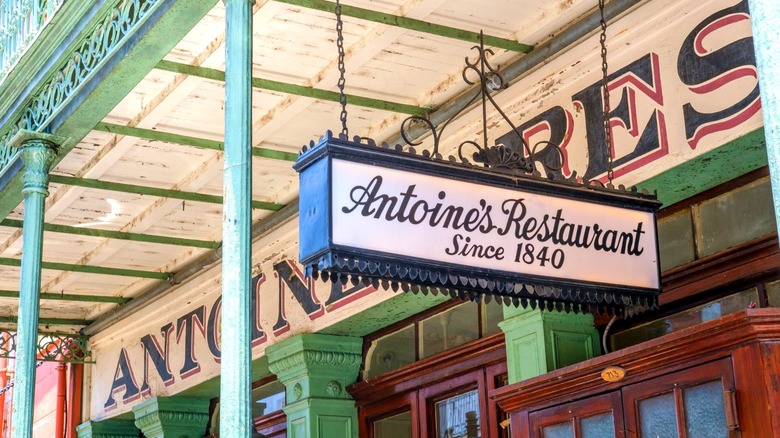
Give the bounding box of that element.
[0,331,91,363]
[0,0,65,79]
[0,0,162,174]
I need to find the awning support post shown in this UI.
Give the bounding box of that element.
[10,136,57,438]
[220,0,254,436]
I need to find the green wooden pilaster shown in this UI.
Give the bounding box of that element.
[10,134,57,438]
[498,307,600,384]
[132,397,210,437]
[75,420,139,438]
[747,0,780,239]
[267,334,363,438]
[220,0,254,436]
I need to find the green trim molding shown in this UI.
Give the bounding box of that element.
[272,0,533,53]
[155,60,431,116]
[641,128,768,207]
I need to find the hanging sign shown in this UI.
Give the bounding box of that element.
[294,133,662,313]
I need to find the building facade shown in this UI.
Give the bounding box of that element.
[0,0,778,436]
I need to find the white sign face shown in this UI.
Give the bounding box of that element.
[332,159,659,290]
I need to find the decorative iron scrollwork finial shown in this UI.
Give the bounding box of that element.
[400,31,568,178]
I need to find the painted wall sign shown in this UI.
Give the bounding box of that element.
[485,0,758,190]
[88,222,414,419]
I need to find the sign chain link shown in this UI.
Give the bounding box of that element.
[599,0,614,183]
[335,0,348,137]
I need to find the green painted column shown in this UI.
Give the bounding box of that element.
[10,135,57,438]
[267,334,363,438]
[220,0,254,436]
[132,397,210,437]
[76,420,139,438]
[748,0,780,238]
[498,307,600,384]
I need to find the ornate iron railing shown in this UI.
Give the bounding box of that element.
[0,0,65,79]
[0,331,92,363]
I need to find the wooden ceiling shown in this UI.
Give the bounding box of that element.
[0,0,618,334]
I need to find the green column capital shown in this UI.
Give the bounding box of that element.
[267,333,362,401]
[499,308,600,384]
[131,396,210,438]
[19,138,57,192]
[267,334,363,438]
[76,420,139,438]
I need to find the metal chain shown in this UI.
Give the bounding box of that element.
[0,360,44,396]
[599,0,614,183]
[335,0,348,137]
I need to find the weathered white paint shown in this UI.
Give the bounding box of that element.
[88,219,400,419]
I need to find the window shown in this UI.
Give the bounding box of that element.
[208,378,287,437]
[657,172,776,272]
[610,288,758,350]
[353,332,507,438]
[364,300,503,379]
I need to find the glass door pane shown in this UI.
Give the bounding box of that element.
[541,421,573,438]
[581,412,616,438]
[638,392,679,438]
[683,380,728,438]
[374,410,412,438]
[434,389,481,438]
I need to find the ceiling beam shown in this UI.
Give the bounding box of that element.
[0,258,171,280]
[49,174,285,212]
[0,316,92,326]
[155,60,431,116]
[0,218,220,249]
[272,0,533,54]
[94,122,299,162]
[0,290,130,304]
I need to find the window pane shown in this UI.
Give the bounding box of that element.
[252,380,286,418]
[658,210,695,271]
[482,301,504,336]
[695,178,776,258]
[374,410,412,438]
[611,288,758,349]
[364,324,415,379]
[766,279,780,307]
[580,412,615,438]
[638,392,679,438]
[420,302,479,359]
[541,421,573,438]
[683,380,728,438]
[435,390,480,438]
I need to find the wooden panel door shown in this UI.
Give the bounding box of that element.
[528,391,625,438]
[622,358,738,438]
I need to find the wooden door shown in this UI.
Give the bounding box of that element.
[622,358,738,438]
[529,391,625,438]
